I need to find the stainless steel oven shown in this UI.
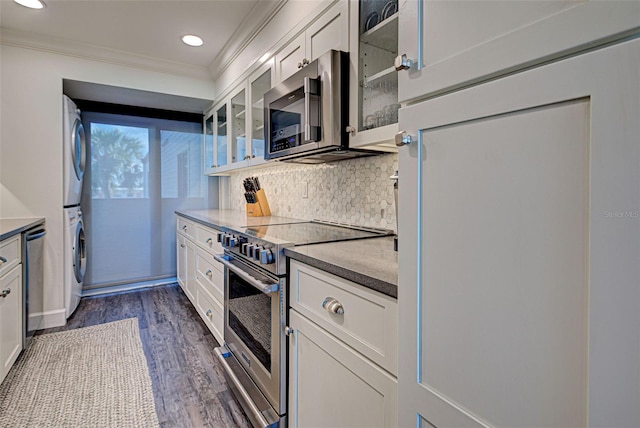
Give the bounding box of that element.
[213,221,393,427]
[214,251,287,428]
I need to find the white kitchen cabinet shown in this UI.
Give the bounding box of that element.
[184,238,196,302]
[397,39,640,427]
[275,1,349,83]
[289,310,397,428]
[1,234,23,384]
[208,85,251,174]
[347,0,400,151]
[176,215,226,344]
[206,60,275,175]
[288,260,398,427]
[289,259,397,374]
[397,0,640,103]
[204,109,215,175]
[246,60,274,168]
[176,233,186,290]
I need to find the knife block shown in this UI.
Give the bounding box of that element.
[246,189,271,217]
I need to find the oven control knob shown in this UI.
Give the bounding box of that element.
[254,246,262,261]
[260,248,274,265]
[241,243,249,255]
[247,244,257,258]
[229,236,238,247]
[217,232,224,243]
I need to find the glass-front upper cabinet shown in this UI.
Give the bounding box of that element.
[204,111,214,173]
[349,0,400,150]
[230,86,250,169]
[204,59,274,174]
[248,60,274,165]
[215,103,228,169]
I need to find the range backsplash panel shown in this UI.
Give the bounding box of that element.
[229,153,398,231]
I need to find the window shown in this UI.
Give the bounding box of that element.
[81,111,217,289]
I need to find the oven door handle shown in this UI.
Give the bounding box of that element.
[214,254,279,294]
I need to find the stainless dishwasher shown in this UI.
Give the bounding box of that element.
[23,226,46,348]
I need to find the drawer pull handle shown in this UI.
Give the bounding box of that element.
[206,237,213,244]
[206,269,213,277]
[322,297,344,315]
[182,225,187,230]
[180,244,185,248]
[0,256,7,264]
[206,309,212,318]
[1,288,11,298]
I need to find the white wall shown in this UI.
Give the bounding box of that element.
[0,44,215,327]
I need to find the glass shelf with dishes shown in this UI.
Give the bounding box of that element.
[349,0,400,150]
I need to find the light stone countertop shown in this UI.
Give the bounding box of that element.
[284,236,398,298]
[175,209,307,230]
[176,209,398,298]
[0,217,46,241]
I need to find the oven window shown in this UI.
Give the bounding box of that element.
[228,270,272,371]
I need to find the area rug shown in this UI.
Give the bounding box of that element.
[0,318,159,428]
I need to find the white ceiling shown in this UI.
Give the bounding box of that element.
[0,0,280,73]
[1,0,286,112]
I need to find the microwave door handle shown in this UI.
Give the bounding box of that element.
[304,76,320,143]
[213,254,279,294]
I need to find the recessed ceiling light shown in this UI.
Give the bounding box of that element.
[181,35,204,47]
[14,0,46,9]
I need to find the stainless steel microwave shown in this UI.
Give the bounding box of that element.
[264,49,379,163]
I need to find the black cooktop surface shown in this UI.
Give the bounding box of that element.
[241,221,393,246]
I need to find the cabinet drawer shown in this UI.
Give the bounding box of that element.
[0,235,21,278]
[195,247,224,303]
[196,285,224,345]
[195,225,224,254]
[289,260,398,375]
[177,216,195,240]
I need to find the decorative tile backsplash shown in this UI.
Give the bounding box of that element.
[229,153,399,231]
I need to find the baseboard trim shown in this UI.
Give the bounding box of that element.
[40,309,67,329]
[82,277,177,298]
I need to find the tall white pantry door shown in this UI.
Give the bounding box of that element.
[397,39,640,427]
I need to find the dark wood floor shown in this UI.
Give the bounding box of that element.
[40,284,250,428]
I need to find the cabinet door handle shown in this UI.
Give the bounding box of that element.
[206,309,213,318]
[0,256,7,264]
[322,297,344,315]
[205,269,213,277]
[395,130,414,147]
[297,62,303,69]
[1,288,11,298]
[182,225,188,230]
[394,53,413,71]
[206,237,213,244]
[180,244,185,248]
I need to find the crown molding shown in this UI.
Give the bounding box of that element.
[0,27,213,81]
[208,0,288,80]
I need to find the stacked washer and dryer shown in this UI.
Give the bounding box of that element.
[62,95,87,319]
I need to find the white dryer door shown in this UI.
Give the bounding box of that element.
[72,119,86,181]
[73,219,86,283]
